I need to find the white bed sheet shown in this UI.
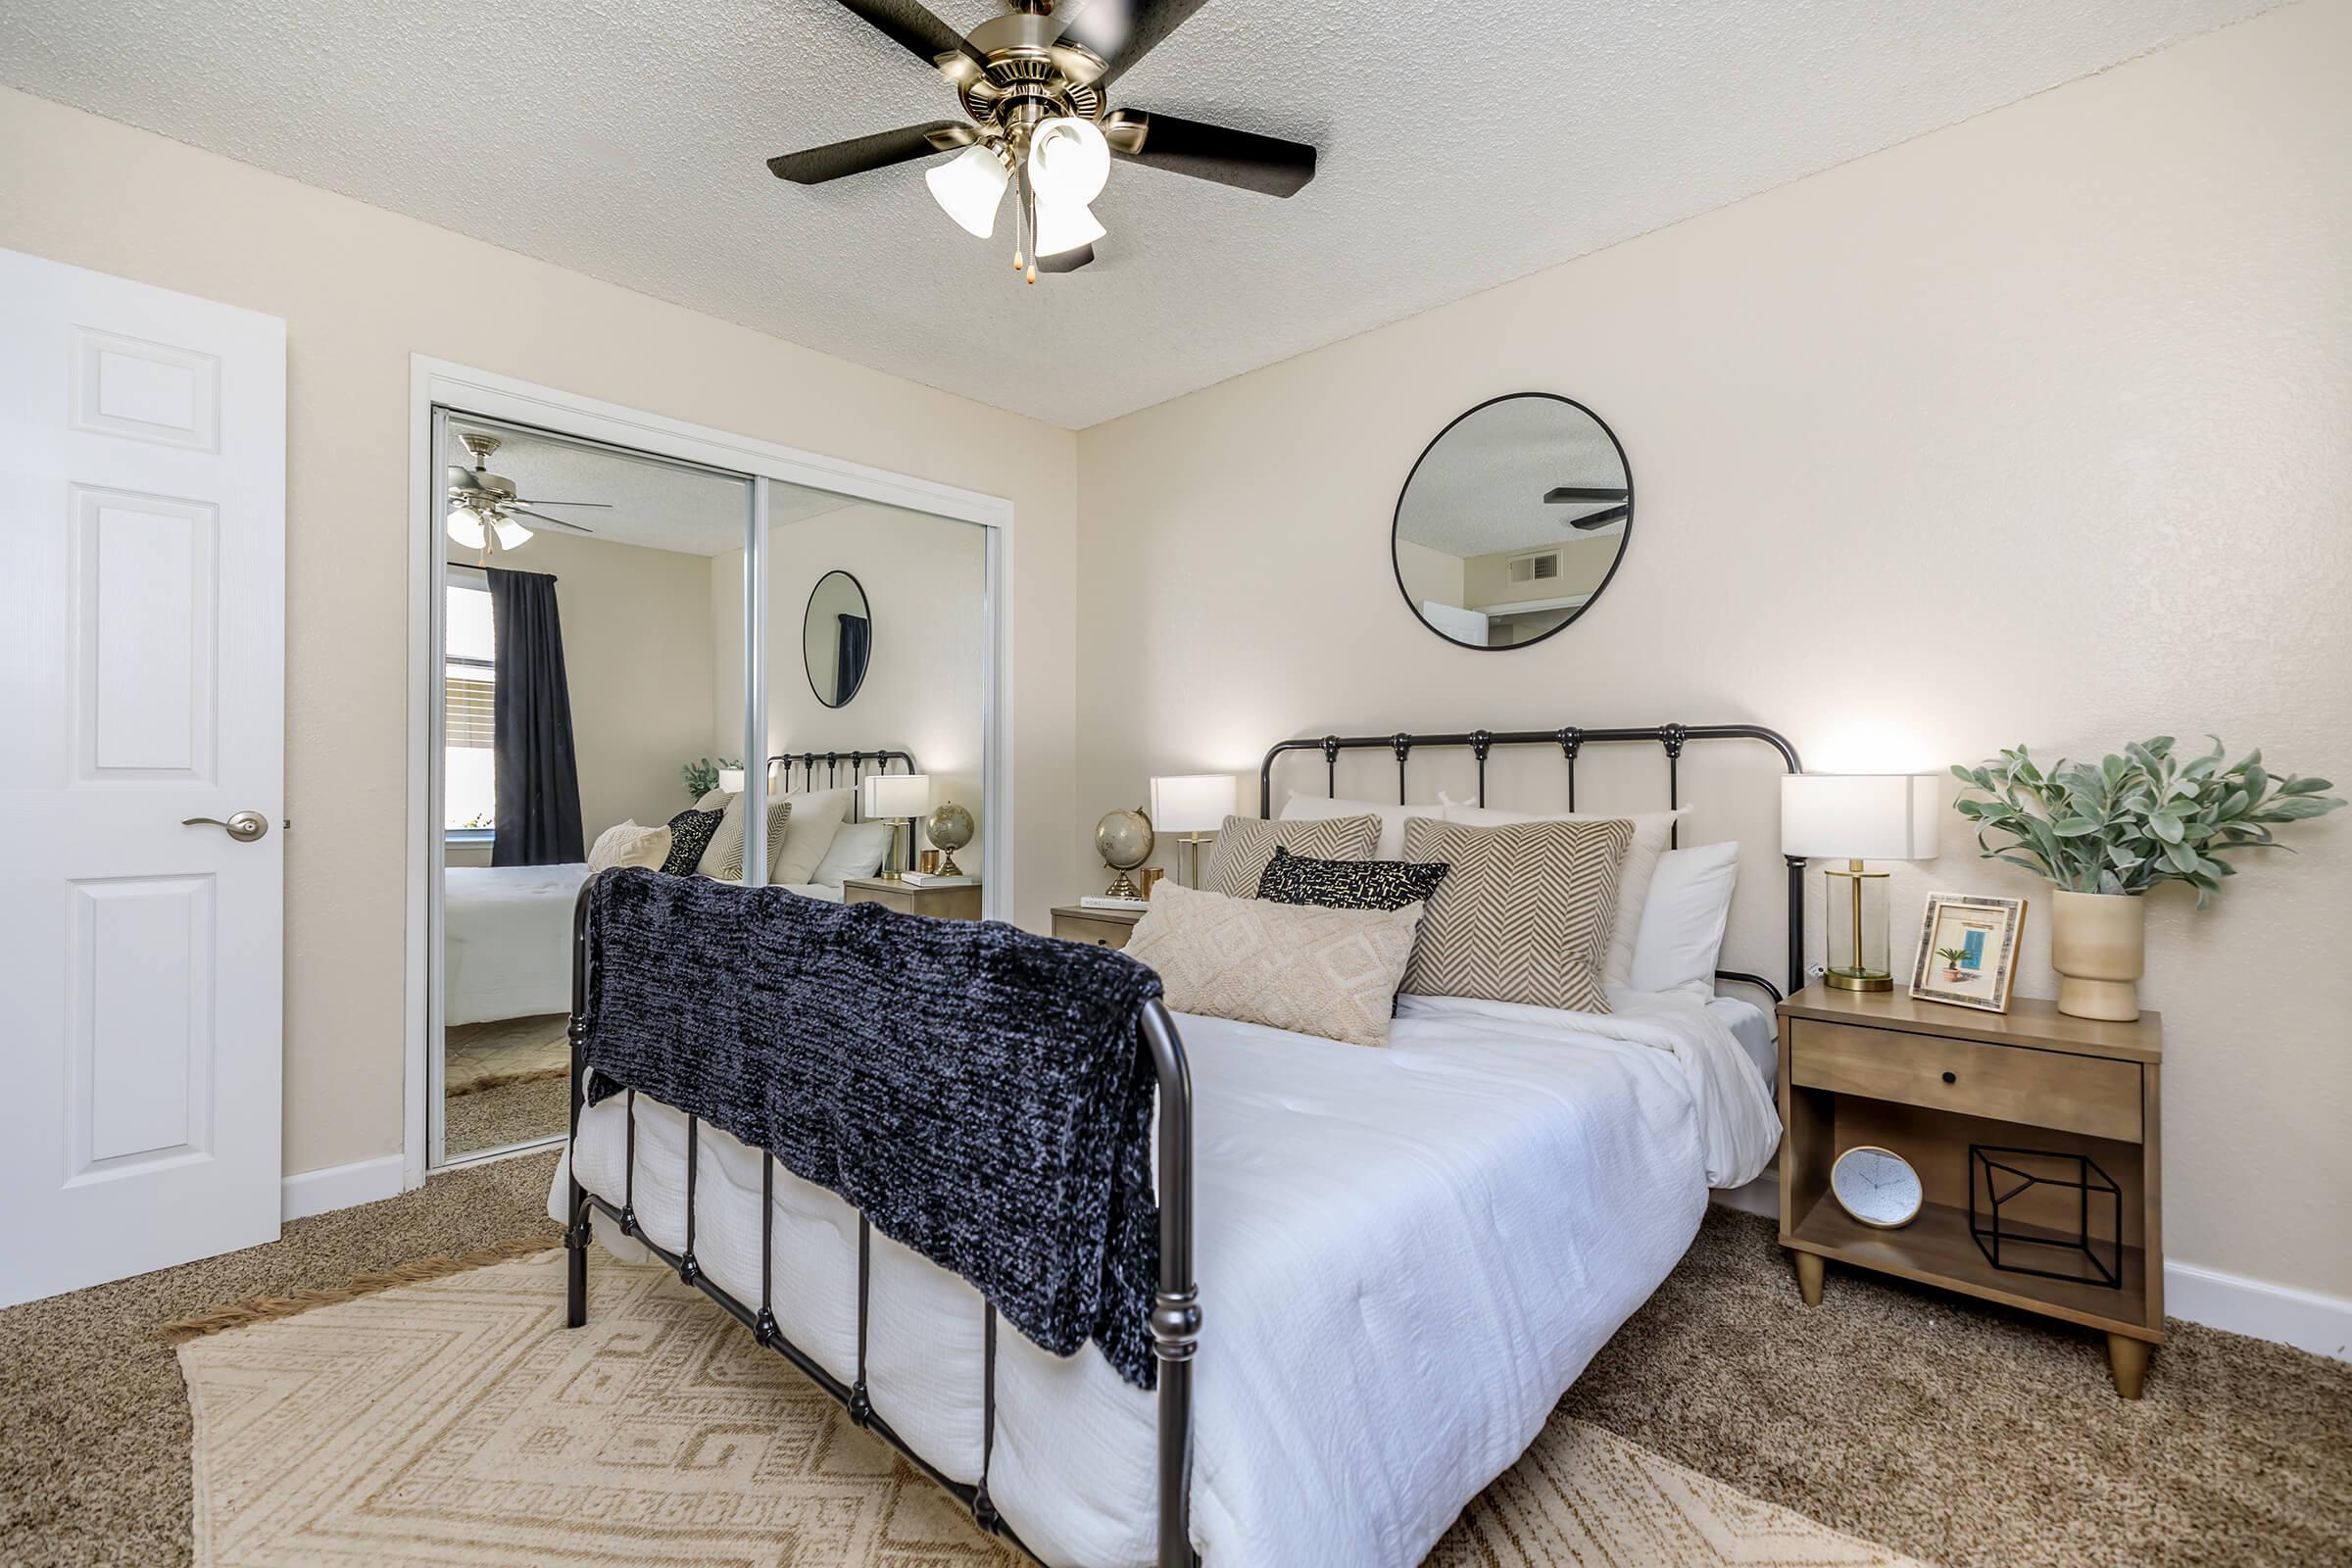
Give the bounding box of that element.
[550,995,1778,1567]
[443,869,842,1026]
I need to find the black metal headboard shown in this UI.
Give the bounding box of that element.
[766,749,918,821]
[1259,724,1803,1002]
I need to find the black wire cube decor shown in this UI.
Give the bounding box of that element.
[1968,1146,2124,1289]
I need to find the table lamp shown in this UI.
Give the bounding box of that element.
[1150,774,1237,888]
[716,766,747,795]
[1781,774,1941,991]
[862,772,931,882]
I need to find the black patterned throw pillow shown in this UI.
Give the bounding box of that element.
[1255,845,1449,912]
[660,808,724,876]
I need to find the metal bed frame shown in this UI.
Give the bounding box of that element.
[1260,722,1806,1001]
[561,878,1201,1568]
[765,747,920,817]
[558,719,1802,1568]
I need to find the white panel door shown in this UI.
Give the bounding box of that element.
[0,249,286,1308]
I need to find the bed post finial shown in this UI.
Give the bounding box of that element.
[1659,723,1689,760]
[1555,726,1583,761]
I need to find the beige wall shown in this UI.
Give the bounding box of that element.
[1074,3,2352,1299]
[0,85,1084,1180]
[504,531,719,837]
[709,502,989,867]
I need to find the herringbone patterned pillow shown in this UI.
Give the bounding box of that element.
[1122,880,1425,1048]
[1200,812,1379,899]
[1399,816,1634,1012]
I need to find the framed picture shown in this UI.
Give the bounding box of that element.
[1911,892,2027,1012]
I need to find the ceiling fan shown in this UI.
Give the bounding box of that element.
[445,432,609,562]
[1544,485,1630,532]
[771,0,1317,281]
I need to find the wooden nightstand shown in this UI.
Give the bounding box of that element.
[841,877,983,921]
[1050,904,1145,949]
[1775,984,2164,1398]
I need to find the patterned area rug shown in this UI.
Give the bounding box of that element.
[179,1250,1920,1567]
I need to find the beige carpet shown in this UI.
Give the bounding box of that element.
[177,1250,1918,1568]
[444,1013,570,1155]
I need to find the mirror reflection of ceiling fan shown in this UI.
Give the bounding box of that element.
[770,0,1317,282]
[444,433,609,563]
[1544,485,1631,532]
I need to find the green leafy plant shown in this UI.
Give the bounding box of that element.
[680,757,742,801]
[1936,945,1974,978]
[1951,737,2343,908]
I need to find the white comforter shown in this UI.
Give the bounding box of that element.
[443,862,588,1025]
[552,993,1778,1567]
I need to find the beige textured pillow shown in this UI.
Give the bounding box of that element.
[771,787,853,884]
[705,798,792,882]
[1439,797,1687,991]
[1200,812,1380,899]
[1122,880,1424,1049]
[586,820,671,874]
[1399,816,1635,1013]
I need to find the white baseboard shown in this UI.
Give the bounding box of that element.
[281,1153,405,1222]
[1707,1179,2351,1362]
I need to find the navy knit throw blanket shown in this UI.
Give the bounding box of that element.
[579,868,1167,1388]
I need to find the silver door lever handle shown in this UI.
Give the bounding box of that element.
[182,810,270,843]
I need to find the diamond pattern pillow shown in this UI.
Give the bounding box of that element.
[1255,846,1449,911]
[1398,816,1634,1013]
[707,799,791,882]
[1121,880,1425,1049]
[1200,813,1380,900]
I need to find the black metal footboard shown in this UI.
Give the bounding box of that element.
[561,881,1200,1567]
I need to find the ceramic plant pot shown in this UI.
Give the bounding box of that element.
[2049,889,2146,1022]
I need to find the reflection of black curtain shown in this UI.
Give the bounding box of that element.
[834,613,870,706]
[488,567,585,866]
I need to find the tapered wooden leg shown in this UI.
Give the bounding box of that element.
[1791,1250,1825,1306]
[2106,1333,2151,1399]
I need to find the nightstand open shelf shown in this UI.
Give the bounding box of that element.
[1776,984,2164,1398]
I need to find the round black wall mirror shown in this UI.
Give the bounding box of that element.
[1392,393,1633,650]
[803,569,872,708]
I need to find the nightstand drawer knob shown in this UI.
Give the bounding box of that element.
[1941,1070,1957,1085]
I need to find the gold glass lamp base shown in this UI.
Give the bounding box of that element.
[1824,967,1894,993]
[1822,858,1893,992]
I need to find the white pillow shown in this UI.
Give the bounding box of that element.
[772,787,852,884]
[586,819,670,874]
[1278,791,1443,862]
[811,819,895,886]
[1630,841,1740,998]
[1438,795,1688,991]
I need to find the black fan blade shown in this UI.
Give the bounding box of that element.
[1544,486,1630,504]
[1058,0,1213,89]
[1036,243,1096,273]
[827,0,984,69]
[1102,109,1314,197]
[1562,504,1630,532]
[768,122,971,184]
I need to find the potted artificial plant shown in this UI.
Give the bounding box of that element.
[1952,737,2342,1020]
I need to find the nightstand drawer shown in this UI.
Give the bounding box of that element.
[1790,1018,2140,1143]
[1053,911,1137,949]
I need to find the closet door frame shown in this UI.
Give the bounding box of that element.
[404,358,1014,1189]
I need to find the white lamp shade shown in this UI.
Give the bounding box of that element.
[716,767,747,795]
[863,772,931,820]
[1781,774,1941,860]
[1032,196,1105,259]
[1150,774,1237,836]
[927,145,1010,238]
[490,516,533,551]
[445,505,486,550]
[1028,117,1110,205]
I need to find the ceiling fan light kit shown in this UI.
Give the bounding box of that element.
[443,431,609,564]
[777,0,1318,282]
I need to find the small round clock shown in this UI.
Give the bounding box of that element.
[1830,1145,1924,1229]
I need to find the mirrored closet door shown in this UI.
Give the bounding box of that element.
[428,415,997,1168]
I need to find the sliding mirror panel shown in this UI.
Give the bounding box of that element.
[433,412,754,1163]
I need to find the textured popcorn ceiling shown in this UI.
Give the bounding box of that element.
[0,0,2276,428]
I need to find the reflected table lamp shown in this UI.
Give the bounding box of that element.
[717,766,748,795]
[862,772,931,882]
[1150,774,1238,888]
[1781,774,1940,991]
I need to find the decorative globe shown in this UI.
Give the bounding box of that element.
[1094,808,1155,898]
[924,801,975,876]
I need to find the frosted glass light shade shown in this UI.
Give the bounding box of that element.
[1028,117,1110,205]
[1151,774,1237,836]
[927,145,1009,238]
[1032,196,1104,258]
[446,505,486,550]
[716,767,747,795]
[491,516,533,551]
[863,772,931,820]
[1780,774,1940,860]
